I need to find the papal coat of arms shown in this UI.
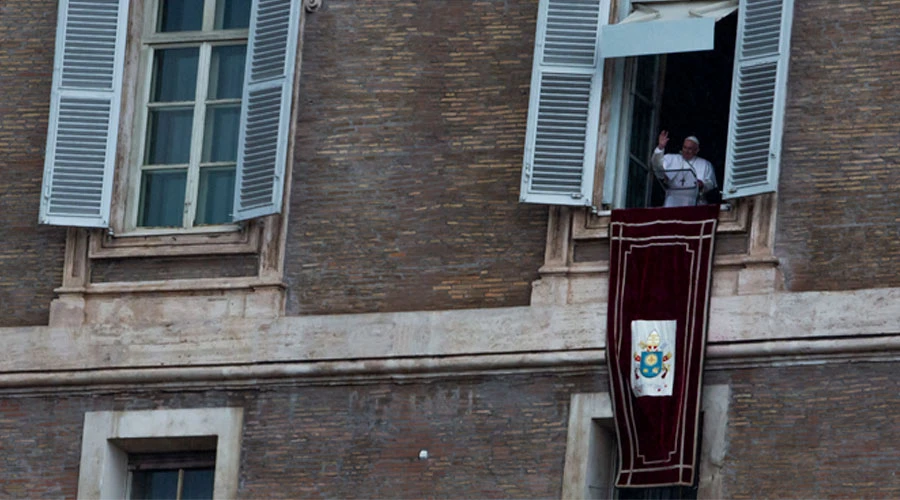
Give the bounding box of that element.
[631,320,676,397]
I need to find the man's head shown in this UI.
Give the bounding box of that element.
[681,136,700,160]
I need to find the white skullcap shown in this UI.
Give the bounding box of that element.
[684,136,700,146]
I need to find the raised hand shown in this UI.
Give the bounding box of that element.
[658,130,669,150]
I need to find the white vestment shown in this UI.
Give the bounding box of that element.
[650,147,717,207]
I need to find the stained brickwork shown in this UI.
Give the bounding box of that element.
[0,0,66,326]
[0,372,604,498]
[284,0,548,315]
[90,255,259,283]
[1,364,897,498]
[776,0,900,291]
[725,363,899,498]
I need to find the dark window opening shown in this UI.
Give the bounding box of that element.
[625,12,738,208]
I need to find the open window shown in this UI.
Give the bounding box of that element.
[39,0,302,231]
[520,0,795,209]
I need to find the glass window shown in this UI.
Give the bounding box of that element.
[139,169,187,227]
[136,0,248,229]
[128,452,216,500]
[215,0,252,30]
[195,166,236,225]
[158,0,204,32]
[151,48,199,102]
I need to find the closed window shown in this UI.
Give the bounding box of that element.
[40,0,302,231]
[77,408,243,499]
[128,451,216,500]
[135,0,250,228]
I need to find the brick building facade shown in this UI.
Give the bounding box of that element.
[1,0,898,497]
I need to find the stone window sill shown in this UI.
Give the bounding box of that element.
[89,221,262,259]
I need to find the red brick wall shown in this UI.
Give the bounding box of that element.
[0,0,67,326]
[0,373,601,498]
[1,364,897,498]
[284,0,548,315]
[776,0,900,291]
[723,362,899,498]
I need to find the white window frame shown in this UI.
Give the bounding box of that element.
[77,407,243,499]
[125,0,248,234]
[606,53,665,209]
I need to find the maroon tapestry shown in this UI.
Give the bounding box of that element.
[606,205,719,488]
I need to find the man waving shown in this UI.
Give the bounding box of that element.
[651,130,717,207]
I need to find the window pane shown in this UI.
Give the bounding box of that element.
[634,55,656,98]
[215,0,252,30]
[625,158,649,208]
[629,99,653,158]
[130,469,180,499]
[146,108,194,165]
[139,169,187,227]
[158,0,204,32]
[202,105,241,162]
[195,167,235,225]
[181,468,216,500]
[152,48,199,103]
[208,45,246,100]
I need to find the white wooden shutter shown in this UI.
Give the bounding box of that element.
[520,0,611,206]
[39,0,129,227]
[723,0,794,199]
[233,0,302,221]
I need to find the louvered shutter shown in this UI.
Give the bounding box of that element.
[233,0,302,221]
[39,0,129,227]
[520,0,610,206]
[723,0,794,199]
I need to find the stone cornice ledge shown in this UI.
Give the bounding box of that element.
[2,288,899,381]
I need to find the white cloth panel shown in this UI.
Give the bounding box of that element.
[631,319,677,397]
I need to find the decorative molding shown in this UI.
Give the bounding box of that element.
[59,276,284,295]
[1,340,898,391]
[7,287,900,389]
[88,222,261,259]
[537,194,779,304]
[572,199,750,241]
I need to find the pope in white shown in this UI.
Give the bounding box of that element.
[651,131,717,207]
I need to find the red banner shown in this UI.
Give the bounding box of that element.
[606,205,719,487]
